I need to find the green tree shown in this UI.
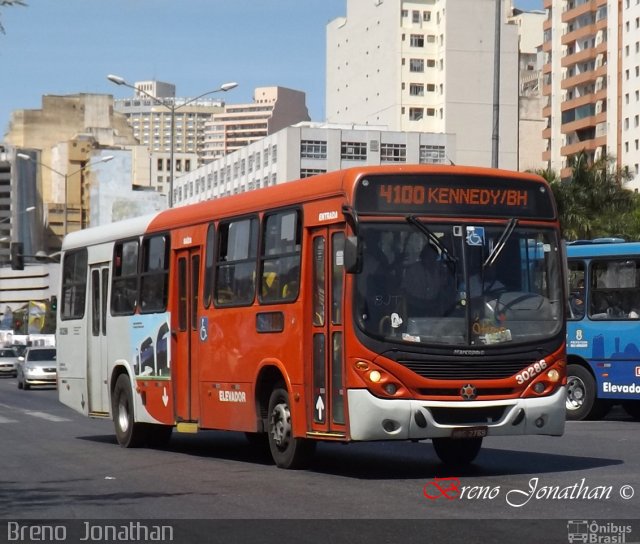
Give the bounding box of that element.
[539,151,638,240]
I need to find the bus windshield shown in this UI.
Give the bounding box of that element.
[354,221,563,347]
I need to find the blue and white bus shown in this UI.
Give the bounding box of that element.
[566,240,640,420]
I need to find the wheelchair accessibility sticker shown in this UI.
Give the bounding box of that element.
[466,226,485,246]
[199,316,208,342]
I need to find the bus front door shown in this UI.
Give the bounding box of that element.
[172,248,201,426]
[308,229,346,437]
[88,264,110,414]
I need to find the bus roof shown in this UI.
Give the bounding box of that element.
[62,213,159,251]
[567,240,640,258]
[148,164,549,232]
[61,164,550,250]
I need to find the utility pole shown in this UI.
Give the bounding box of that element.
[492,0,502,168]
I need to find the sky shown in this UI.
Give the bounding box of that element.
[0,0,543,138]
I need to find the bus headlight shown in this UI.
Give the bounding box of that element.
[547,369,560,382]
[369,370,382,383]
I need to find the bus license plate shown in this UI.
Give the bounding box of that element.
[451,426,488,439]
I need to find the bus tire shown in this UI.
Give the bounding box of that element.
[112,374,147,448]
[622,401,640,420]
[267,387,316,469]
[566,364,610,420]
[432,437,482,466]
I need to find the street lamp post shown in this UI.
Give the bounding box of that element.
[0,206,35,270]
[107,75,238,208]
[17,154,114,236]
[0,205,35,225]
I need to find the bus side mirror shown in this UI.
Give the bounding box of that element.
[344,236,363,274]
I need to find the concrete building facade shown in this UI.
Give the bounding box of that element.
[542,0,609,179]
[326,0,520,170]
[113,81,224,195]
[201,86,310,163]
[173,123,455,207]
[4,94,139,245]
[511,9,547,172]
[542,0,640,188]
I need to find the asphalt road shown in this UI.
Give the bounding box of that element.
[0,376,638,544]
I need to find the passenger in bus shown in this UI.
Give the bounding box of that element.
[262,269,280,300]
[569,279,585,319]
[403,243,443,316]
[281,265,300,300]
[361,231,402,332]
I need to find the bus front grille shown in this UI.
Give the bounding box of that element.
[400,360,527,380]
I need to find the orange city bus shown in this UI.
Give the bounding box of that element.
[57,165,566,468]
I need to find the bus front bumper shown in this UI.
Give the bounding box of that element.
[347,386,566,441]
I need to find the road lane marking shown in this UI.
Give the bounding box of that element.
[0,402,73,423]
[24,411,71,422]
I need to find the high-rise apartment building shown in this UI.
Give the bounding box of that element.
[543,0,640,188]
[542,0,608,179]
[113,81,224,194]
[511,8,547,172]
[621,1,640,187]
[201,87,310,162]
[326,0,520,169]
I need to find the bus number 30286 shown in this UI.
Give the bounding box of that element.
[379,184,425,205]
[515,361,547,385]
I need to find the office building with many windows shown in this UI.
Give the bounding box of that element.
[173,123,454,207]
[201,86,310,162]
[113,81,224,194]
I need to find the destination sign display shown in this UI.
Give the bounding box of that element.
[354,174,556,219]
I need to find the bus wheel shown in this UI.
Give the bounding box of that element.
[267,387,316,469]
[112,374,147,448]
[566,364,610,421]
[622,401,640,420]
[432,437,482,466]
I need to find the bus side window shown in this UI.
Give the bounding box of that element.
[568,260,585,320]
[215,217,258,306]
[590,259,640,319]
[140,234,170,313]
[112,239,139,316]
[260,209,301,304]
[61,249,88,320]
[203,223,215,308]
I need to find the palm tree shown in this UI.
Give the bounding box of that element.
[0,0,27,34]
[540,151,638,240]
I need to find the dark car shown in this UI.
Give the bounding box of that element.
[17,347,57,390]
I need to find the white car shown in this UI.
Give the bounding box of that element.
[0,348,19,378]
[17,347,57,389]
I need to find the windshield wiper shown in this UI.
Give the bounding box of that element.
[483,218,518,269]
[406,216,457,265]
